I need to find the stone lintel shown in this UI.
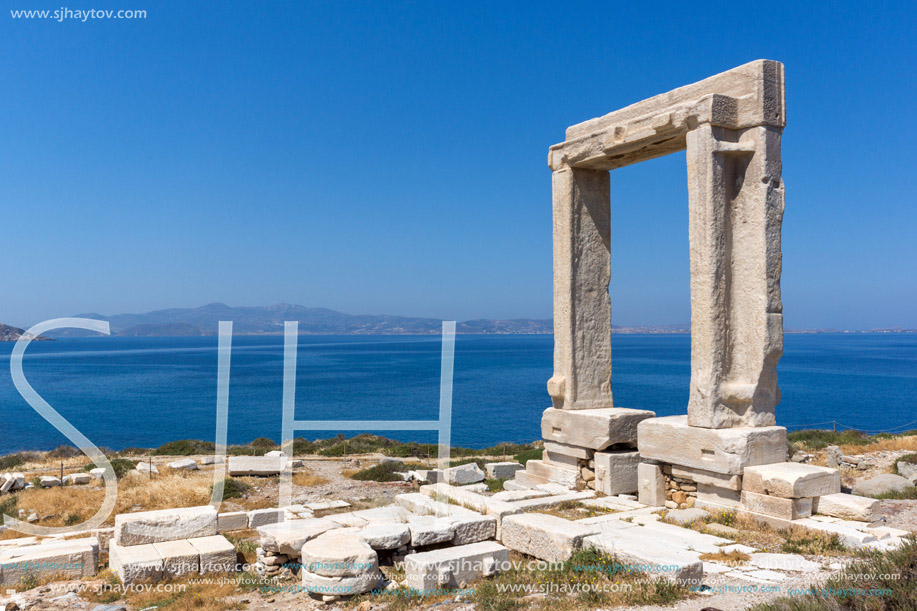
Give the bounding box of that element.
[637,415,787,475]
[549,60,784,171]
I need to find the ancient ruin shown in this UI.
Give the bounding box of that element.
[513,60,862,525]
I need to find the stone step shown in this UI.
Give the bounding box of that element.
[507,490,595,511]
[501,513,599,562]
[584,525,703,585]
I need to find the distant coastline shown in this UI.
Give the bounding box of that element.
[3,303,915,339]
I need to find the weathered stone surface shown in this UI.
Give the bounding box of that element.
[548,61,785,431]
[491,489,551,502]
[301,569,380,596]
[697,483,741,508]
[670,465,742,491]
[109,542,163,585]
[444,463,486,485]
[189,535,236,574]
[509,491,595,511]
[686,123,784,428]
[594,450,640,495]
[200,455,223,465]
[542,408,654,449]
[543,449,580,469]
[258,518,341,556]
[543,441,594,460]
[665,508,710,525]
[352,506,409,524]
[153,539,199,578]
[114,506,218,546]
[501,514,598,562]
[484,462,524,479]
[420,483,521,530]
[167,459,198,471]
[740,491,812,520]
[217,511,249,532]
[813,493,880,522]
[227,456,286,477]
[638,463,666,507]
[407,515,455,546]
[248,508,285,529]
[897,461,917,483]
[512,470,548,488]
[852,474,912,498]
[91,527,115,552]
[0,538,99,586]
[136,462,158,474]
[300,532,378,577]
[359,523,411,550]
[524,459,578,488]
[638,416,787,474]
[40,476,61,487]
[404,541,509,590]
[393,493,496,544]
[585,525,703,584]
[743,462,840,498]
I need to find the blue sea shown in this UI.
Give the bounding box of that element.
[0,334,915,455]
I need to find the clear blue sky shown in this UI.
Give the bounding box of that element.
[2,1,914,329]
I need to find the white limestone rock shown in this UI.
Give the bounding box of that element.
[407,515,455,546]
[740,491,812,520]
[153,539,199,578]
[541,407,654,450]
[852,474,912,498]
[40,476,61,488]
[404,541,509,590]
[638,416,787,475]
[300,531,378,577]
[524,460,578,488]
[248,508,285,529]
[114,505,218,546]
[813,493,881,522]
[189,534,237,574]
[227,456,286,476]
[167,458,198,471]
[485,462,525,480]
[637,463,666,507]
[359,523,411,550]
[594,450,640,495]
[217,511,250,532]
[444,463,486,485]
[258,518,340,556]
[108,542,163,585]
[136,462,159,474]
[743,462,840,498]
[501,513,598,562]
[200,455,224,465]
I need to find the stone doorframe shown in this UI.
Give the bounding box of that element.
[546,60,786,429]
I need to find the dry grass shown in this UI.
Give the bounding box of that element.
[3,465,329,530]
[84,571,241,610]
[839,434,917,455]
[699,549,751,564]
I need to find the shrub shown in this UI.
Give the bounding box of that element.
[513,448,542,466]
[348,462,406,482]
[81,458,136,478]
[786,429,870,450]
[151,439,215,456]
[250,437,276,449]
[0,452,40,470]
[213,478,249,500]
[64,512,82,526]
[47,445,82,459]
[0,495,17,516]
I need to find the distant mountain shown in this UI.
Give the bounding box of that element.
[0,323,52,342]
[45,303,554,337]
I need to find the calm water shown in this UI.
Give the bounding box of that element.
[0,334,915,455]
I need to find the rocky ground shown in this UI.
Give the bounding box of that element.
[1,440,915,611]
